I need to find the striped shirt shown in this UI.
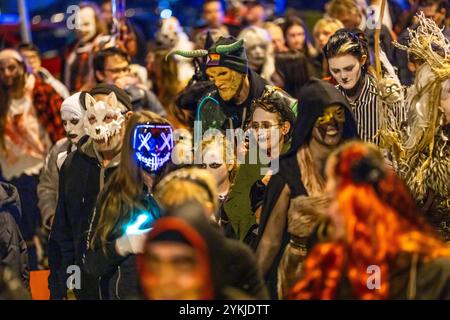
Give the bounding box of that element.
[337,75,381,144]
[337,75,407,145]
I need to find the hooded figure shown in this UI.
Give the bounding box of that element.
[137,201,268,299]
[255,78,359,299]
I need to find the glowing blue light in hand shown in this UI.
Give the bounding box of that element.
[126,213,152,235]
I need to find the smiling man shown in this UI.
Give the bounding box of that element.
[49,84,132,300]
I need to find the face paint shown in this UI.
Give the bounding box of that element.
[202,143,228,186]
[84,92,125,152]
[328,54,363,90]
[205,66,245,101]
[76,7,97,44]
[61,111,84,144]
[312,105,345,146]
[245,35,269,70]
[132,123,174,174]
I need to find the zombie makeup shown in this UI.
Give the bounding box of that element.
[312,105,345,146]
[77,7,97,44]
[205,66,245,101]
[328,55,363,91]
[132,123,174,175]
[240,28,270,71]
[84,92,125,152]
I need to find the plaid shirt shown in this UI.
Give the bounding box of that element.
[32,75,65,143]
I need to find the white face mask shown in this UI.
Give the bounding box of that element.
[61,111,84,144]
[77,7,97,44]
[84,92,125,152]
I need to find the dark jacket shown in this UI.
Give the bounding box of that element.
[256,78,359,298]
[83,192,161,300]
[165,202,269,300]
[0,182,29,288]
[199,68,268,132]
[49,136,120,299]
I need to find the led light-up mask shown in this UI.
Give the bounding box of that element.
[84,92,125,148]
[132,123,174,174]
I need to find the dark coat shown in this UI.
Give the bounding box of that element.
[49,136,120,299]
[256,78,359,298]
[0,182,29,288]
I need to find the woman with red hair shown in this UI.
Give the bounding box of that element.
[290,141,450,300]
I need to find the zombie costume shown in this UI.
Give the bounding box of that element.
[256,78,358,299]
[380,13,450,241]
[238,26,275,83]
[0,49,64,270]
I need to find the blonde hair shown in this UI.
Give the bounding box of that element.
[154,168,219,213]
[313,18,344,36]
[327,0,361,18]
[200,135,239,183]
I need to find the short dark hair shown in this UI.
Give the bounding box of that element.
[251,95,296,142]
[17,42,41,55]
[93,47,130,74]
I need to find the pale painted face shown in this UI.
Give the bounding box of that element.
[61,111,84,144]
[206,66,245,101]
[245,34,269,70]
[141,242,206,300]
[84,92,125,152]
[328,54,364,90]
[202,142,229,187]
[76,7,97,44]
[311,105,345,146]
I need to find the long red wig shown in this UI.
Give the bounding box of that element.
[289,141,450,300]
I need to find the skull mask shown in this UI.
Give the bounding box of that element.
[84,92,125,151]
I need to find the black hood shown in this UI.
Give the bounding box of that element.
[283,78,359,159]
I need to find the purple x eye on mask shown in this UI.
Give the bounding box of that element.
[132,123,174,174]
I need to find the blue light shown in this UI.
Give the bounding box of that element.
[126,213,152,235]
[160,9,172,19]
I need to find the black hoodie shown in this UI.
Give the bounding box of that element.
[49,135,121,299]
[256,78,359,299]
